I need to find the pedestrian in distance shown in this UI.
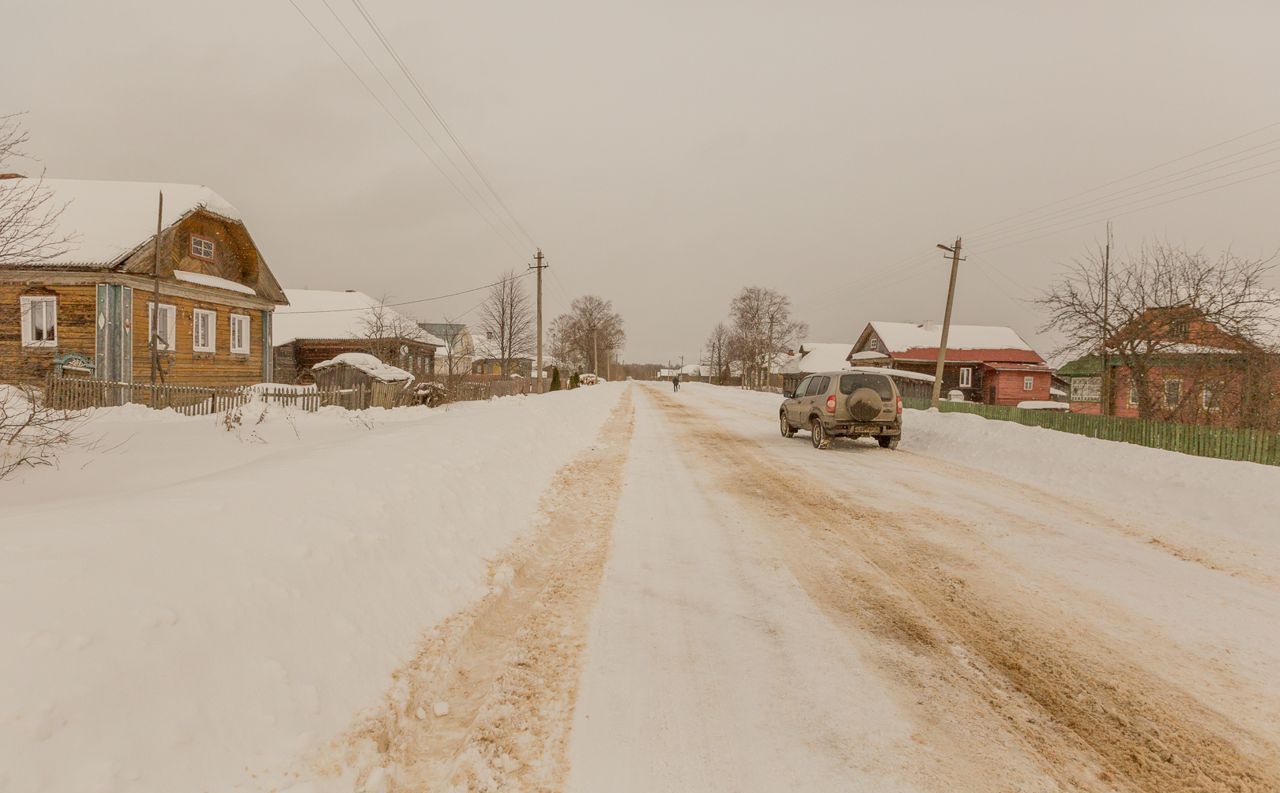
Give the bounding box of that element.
[672,372,681,392]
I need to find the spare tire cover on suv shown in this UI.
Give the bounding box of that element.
[846,387,884,421]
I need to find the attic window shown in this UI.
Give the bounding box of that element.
[191,235,215,260]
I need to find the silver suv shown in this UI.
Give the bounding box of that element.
[780,370,903,449]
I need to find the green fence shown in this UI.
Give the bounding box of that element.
[902,397,1280,466]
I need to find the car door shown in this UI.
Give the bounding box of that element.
[788,376,813,424]
[802,375,828,422]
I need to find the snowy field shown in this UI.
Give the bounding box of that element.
[3,380,1279,792]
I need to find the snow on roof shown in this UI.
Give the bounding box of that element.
[680,364,709,376]
[848,349,889,361]
[173,269,256,295]
[778,342,856,374]
[312,352,413,383]
[272,290,444,347]
[848,365,936,382]
[2,178,241,267]
[870,321,1035,354]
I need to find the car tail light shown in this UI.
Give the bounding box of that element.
[825,395,836,413]
[896,395,903,415]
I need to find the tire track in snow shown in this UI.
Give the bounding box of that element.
[308,388,634,792]
[651,386,1280,793]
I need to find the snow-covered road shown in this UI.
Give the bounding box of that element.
[566,383,1280,793]
[4,381,1279,792]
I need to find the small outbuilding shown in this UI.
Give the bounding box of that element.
[312,352,413,409]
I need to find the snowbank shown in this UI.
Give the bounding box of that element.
[0,384,625,793]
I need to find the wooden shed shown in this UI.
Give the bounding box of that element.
[311,352,413,409]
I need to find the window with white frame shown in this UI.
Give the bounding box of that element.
[1128,384,1139,406]
[147,302,177,351]
[19,295,57,347]
[191,235,215,260]
[192,309,217,352]
[959,367,972,387]
[1023,375,1035,391]
[1163,379,1182,407]
[229,314,251,355]
[1201,386,1216,410]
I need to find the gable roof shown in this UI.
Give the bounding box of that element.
[273,290,445,347]
[863,321,1045,365]
[790,342,856,374]
[1,178,242,268]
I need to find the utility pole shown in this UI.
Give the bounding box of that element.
[528,249,547,392]
[150,191,164,386]
[931,237,964,408]
[1100,222,1112,416]
[592,328,599,375]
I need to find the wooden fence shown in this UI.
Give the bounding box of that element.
[45,377,376,415]
[903,397,1280,466]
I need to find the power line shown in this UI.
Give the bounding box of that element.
[285,0,527,256]
[275,272,531,315]
[967,143,1280,246]
[315,0,529,251]
[347,0,538,249]
[966,119,1280,236]
[967,162,1280,257]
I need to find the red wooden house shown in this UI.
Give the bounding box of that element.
[848,321,1052,406]
[1061,305,1280,427]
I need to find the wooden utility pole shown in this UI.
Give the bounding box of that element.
[150,191,164,385]
[529,249,547,392]
[1100,221,1112,415]
[592,328,599,375]
[931,237,964,408]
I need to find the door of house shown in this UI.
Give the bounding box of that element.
[95,284,133,382]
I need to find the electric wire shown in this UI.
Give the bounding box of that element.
[275,271,533,315]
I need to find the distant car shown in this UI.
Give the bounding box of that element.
[579,373,599,386]
[780,370,903,449]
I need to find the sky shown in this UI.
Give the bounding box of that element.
[4,0,1280,364]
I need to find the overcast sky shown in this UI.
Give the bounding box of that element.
[5,1,1279,363]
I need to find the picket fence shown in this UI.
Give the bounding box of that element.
[903,397,1280,466]
[45,377,371,415]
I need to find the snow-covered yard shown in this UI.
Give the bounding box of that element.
[0,386,622,793]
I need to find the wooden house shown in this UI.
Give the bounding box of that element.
[0,177,287,386]
[469,333,533,378]
[849,321,1052,406]
[272,290,443,384]
[1061,305,1280,427]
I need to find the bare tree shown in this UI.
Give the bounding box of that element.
[0,114,70,267]
[1039,241,1280,425]
[703,322,731,384]
[429,317,471,380]
[1,384,82,481]
[727,286,807,389]
[549,295,626,375]
[358,298,430,373]
[478,270,534,377]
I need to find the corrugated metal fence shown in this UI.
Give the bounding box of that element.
[904,397,1280,466]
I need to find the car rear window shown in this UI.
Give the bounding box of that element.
[840,373,893,399]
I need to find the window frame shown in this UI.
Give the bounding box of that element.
[807,376,830,397]
[192,308,217,353]
[1023,375,1035,391]
[19,295,58,348]
[1201,386,1216,411]
[959,367,973,387]
[229,313,251,355]
[147,301,177,352]
[190,235,215,261]
[1163,378,1183,407]
[1128,384,1139,406]
[792,376,813,398]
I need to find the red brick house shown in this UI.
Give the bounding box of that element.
[849,321,1052,406]
[1061,305,1280,427]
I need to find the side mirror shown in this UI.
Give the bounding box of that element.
[782,388,795,399]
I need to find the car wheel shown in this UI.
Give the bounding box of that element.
[780,411,795,437]
[811,418,828,449]
[878,435,899,450]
